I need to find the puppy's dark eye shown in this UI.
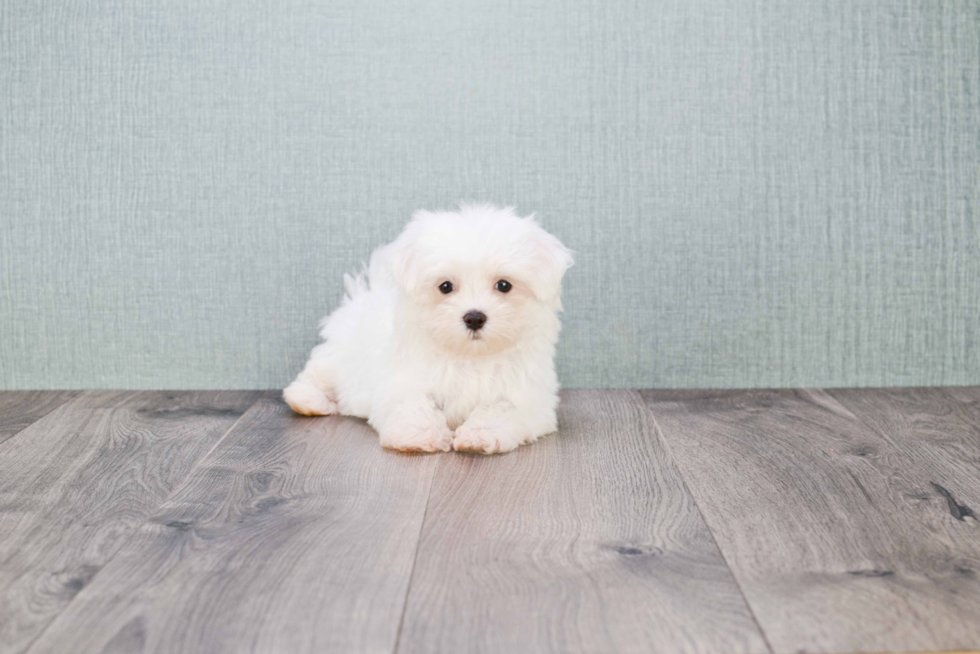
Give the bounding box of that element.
[495,280,512,293]
[439,281,454,294]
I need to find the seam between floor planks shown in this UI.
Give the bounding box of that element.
[640,393,776,654]
[391,460,438,654]
[0,391,81,446]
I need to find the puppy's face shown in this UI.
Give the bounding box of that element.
[386,206,573,356]
[414,263,533,355]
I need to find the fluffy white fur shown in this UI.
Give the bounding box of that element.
[283,204,574,454]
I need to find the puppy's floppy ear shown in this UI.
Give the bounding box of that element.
[370,210,430,295]
[523,217,574,310]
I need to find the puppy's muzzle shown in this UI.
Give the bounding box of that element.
[463,310,487,332]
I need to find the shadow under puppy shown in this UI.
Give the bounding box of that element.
[284,204,574,454]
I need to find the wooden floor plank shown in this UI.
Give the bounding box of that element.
[939,385,980,414]
[25,395,438,654]
[0,391,79,444]
[397,390,769,654]
[642,388,980,654]
[0,390,261,654]
[826,386,980,526]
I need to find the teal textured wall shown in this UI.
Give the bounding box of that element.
[1,1,978,390]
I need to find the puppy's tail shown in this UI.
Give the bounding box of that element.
[341,265,370,304]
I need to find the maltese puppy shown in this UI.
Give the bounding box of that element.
[283,204,574,454]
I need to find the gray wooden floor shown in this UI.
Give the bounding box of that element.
[1,389,978,654]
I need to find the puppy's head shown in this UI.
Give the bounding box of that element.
[382,204,573,356]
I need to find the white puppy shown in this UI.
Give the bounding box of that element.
[283,204,574,454]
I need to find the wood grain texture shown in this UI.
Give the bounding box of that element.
[827,387,980,523]
[643,388,980,654]
[0,390,261,654]
[0,392,79,444]
[397,390,769,654]
[940,385,980,411]
[26,395,438,654]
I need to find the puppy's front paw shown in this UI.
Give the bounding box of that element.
[453,422,521,454]
[380,424,453,453]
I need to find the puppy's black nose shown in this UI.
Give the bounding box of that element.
[463,310,487,331]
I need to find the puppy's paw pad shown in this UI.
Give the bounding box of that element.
[453,424,519,454]
[381,425,453,453]
[283,382,337,416]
